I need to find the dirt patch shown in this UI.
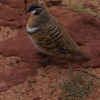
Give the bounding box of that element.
[0,67,73,100]
[0,67,100,100]
[0,55,21,70]
[0,27,19,41]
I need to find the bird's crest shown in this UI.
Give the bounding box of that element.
[33,0,48,11]
[33,0,44,6]
[34,0,39,5]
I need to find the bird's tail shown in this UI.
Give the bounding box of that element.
[80,52,91,60]
[73,48,92,60]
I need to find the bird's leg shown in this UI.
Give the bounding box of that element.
[41,56,52,66]
[37,51,47,59]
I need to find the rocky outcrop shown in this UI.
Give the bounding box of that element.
[1,0,25,13]
[0,0,100,98]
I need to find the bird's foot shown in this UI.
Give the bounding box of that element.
[41,57,52,66]
[37,51,47,59]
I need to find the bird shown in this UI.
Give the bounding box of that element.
[25,0,91,65]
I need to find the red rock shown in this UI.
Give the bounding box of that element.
[19,13,30,27]
[1,0,25,13]
[49,6,70,18]
[13,20,22,28]
[14,13,30,28]
[44,0,62,7]
[0,18,16,28]
[0,18,7,26]
[26,0,33,3]
[0,62,40,92]
[0,5,20,21]
[0,29,40,63]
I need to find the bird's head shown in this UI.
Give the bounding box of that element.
[25,0,48,15]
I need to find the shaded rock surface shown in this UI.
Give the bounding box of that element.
[0,0,100,100]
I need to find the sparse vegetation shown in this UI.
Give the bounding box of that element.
[61,63,100,100]
[63,0,100,19]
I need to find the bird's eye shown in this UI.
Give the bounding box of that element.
[30,7,35,11]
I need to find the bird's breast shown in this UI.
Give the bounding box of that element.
[28,36,41,51]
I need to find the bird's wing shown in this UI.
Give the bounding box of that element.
[37,18,72,54]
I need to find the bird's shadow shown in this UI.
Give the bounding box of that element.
[39,54,90,68]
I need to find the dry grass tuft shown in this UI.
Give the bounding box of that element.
[63,0,100,19]
[61,63,100,100]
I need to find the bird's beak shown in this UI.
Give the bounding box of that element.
[25,9,30,14]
